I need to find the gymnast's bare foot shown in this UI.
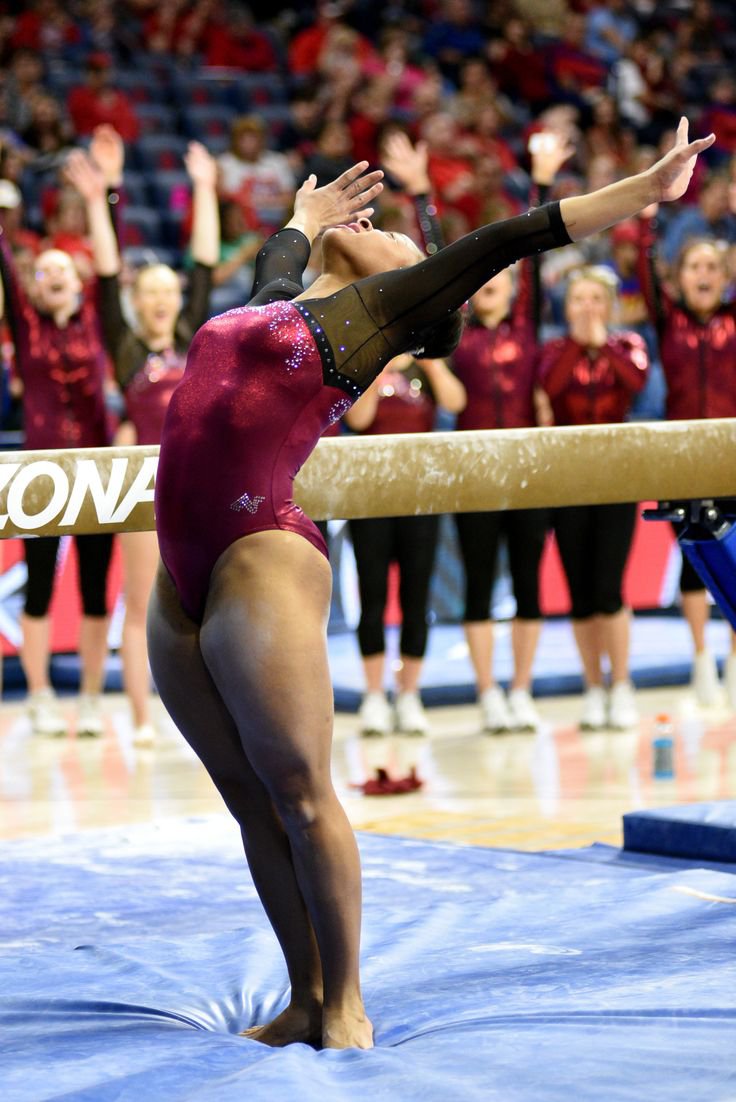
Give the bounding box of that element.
[322,1005,374,1050]
[240,1000,323,1047]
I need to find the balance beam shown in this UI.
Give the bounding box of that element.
[0,419,732,538]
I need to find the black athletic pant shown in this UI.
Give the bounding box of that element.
[349,514,440,658]
[553,503,637,619]
[454,508,550,621]
[24,534,114,618]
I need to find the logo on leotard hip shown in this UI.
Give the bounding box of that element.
[230,491,266,514]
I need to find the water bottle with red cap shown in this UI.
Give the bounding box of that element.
[652,713,675,779]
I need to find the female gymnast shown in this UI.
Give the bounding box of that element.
[65,126,218,746]
[636,209,736,706]
[147,119,713,1051]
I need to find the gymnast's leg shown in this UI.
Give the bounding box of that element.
[199,530,373,1051]
[147,565,324,1047]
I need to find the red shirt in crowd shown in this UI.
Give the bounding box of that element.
[539,332,648,425]
[67,86,140,142]
[202,24,278,70]
[357,363,436,437]
[637,217,736,420]
[452,260,540,431]
[0,235,110,450]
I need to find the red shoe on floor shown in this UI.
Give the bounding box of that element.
[354,767,423,796]
[396,767,423,793]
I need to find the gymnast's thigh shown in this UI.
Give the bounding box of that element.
[198,530,335,784]
[146,563,260,812]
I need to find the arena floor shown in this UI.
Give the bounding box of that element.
[2,684,735,850]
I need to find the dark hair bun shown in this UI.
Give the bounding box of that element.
[411,310,464,359]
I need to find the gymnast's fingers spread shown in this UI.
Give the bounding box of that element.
[333,160,371,189]
[347,177,384,205]
[690,134,716,154]
[343,169,384,199]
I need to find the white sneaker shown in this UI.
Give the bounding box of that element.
[608,680,638,729]
[358,691,392,736]
[480,686,512,733]
[133,723,156,747]
[724,654,736,711]
[507,688,540,732]
[77,694,104,738]
[27,688,66,737]
[692,650,720,707]
[395,691,429,735]
[579,685,606,731]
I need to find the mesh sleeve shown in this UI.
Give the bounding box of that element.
[296,202,571,396]
[248,228,312,306]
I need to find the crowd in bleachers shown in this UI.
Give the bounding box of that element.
[1,1,736,304]
[2,0,736,741]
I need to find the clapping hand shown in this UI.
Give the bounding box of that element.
[381,131,431,195]
[184,141,218,189]
[89,125,124,188]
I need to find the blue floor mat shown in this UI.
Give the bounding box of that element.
[624,801,736,863]
[2,819,736,1102]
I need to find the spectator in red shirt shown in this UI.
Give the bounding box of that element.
[550,12,608,103]
[347,79,394,166]
[418,111,477,222]
[288,2,375,77]
[539,268,648,732]
[201,2,278,70]
[489,16,553,112]
[0,233,114,740]
[11,0,82,55]
[465,103,519,175]
[67,53,140,143]
[140,0,190,55]
[636,210,736,706]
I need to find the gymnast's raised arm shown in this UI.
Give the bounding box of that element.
[295,117,714,391]
[248,162,384,305]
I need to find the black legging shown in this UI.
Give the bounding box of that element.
[455,508,549,621]
[24,534,114,618]
[349,514,440,658]
[553,503,637,619]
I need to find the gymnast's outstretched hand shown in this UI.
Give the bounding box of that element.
[560,116,715,242]
[286,161,384,243]
[650,117,715,202]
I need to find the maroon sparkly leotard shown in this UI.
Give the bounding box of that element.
[155,206,571,621]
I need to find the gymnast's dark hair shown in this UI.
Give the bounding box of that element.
[410,309,464,359]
